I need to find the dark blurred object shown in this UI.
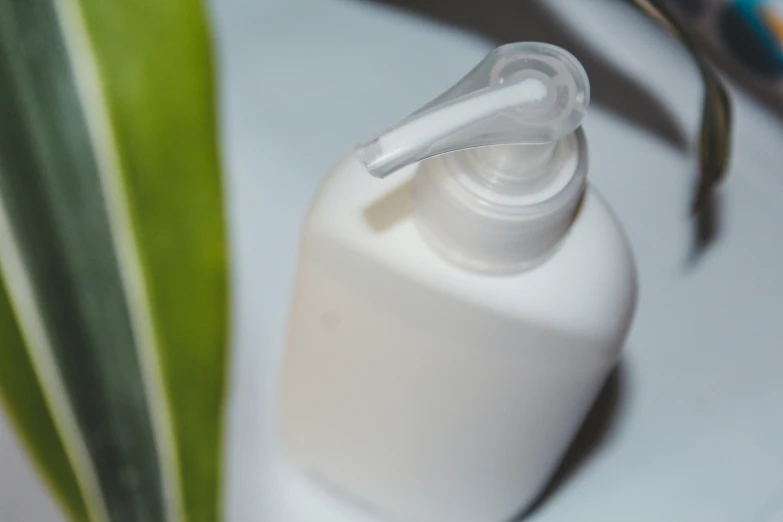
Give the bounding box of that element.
[620,0,731,257]
[673,0,709,16]
[719,2,783,77]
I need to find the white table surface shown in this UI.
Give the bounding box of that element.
[2,0,783,521]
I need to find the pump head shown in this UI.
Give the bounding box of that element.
[355,42,590,179]
[355,43,592,274]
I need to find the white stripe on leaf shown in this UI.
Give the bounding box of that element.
[49,0,184,520]
[0,186,110,522]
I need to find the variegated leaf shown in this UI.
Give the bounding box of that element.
[0,0,228,521]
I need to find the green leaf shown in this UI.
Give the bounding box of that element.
[0,0,227,520]
[0,280,90,521]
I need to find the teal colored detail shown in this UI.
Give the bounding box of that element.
[720,0,783,76]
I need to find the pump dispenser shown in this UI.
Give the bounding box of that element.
[281,43,637,522]
[358,43,590,273]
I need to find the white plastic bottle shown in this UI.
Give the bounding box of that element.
[280,43,637,522]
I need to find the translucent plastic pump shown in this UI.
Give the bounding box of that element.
[355,42,593,273]
[355,42,590,178]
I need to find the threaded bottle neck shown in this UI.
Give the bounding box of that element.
[411,129,588,275]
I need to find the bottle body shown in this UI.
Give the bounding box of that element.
[279,153,637,522]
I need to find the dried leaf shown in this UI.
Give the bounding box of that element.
[623,0,733,216]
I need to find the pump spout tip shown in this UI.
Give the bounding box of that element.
[355,42,590,179]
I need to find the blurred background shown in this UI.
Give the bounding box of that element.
[1,0,783,521]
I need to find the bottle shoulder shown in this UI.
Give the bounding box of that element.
[302,153,637,346]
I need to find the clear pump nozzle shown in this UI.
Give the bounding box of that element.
[355,42,590,178]
[355,43,591,273]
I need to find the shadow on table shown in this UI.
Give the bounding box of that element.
[516,362,627,520]
[362,0,688,152]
